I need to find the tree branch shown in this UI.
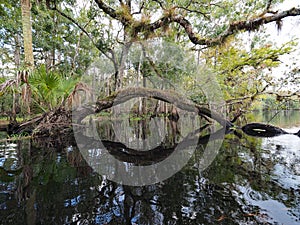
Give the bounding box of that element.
[151,0,165,10]
[132,1,145,15]
[94,0,118,19]
[163,7,300,46]
[71,1,300,48]
[265,90,300,100]
[133,6,300,46]
[50,5,92,41]
[94,0,131,25]
[49,3,118,67]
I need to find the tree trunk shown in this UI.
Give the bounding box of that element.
[21,0,34,69]
[12,34,21,121]
[95,87,233,128]
[20,0,34,114]
[116,41,132,90]
[14,34,21,68]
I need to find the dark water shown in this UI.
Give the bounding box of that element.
[0,111,299,225]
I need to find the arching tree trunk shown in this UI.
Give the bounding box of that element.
[95,87,233,128]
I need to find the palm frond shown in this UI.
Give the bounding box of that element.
[0,79,17,94]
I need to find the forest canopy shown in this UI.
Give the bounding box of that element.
[0,0,300,121]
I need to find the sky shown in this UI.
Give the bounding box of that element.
[221,0,300,92]
[263,0,300,91]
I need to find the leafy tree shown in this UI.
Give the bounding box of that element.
[77,0,300,110]
[2,0,300,117]
[31,1,98,75]
[0,0,22,71]
[202,39,296,112]
[0,0,99,116]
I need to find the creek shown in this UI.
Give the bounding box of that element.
[0,110,299,224]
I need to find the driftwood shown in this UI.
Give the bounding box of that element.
[6,108,72,138]
[33,107,72,137]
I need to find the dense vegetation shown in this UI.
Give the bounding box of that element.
[0,0,300,124]
[1,2,300,224]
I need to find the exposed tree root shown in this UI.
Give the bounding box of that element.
[32,107,72,137]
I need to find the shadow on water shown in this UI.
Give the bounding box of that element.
[0,111,299,224]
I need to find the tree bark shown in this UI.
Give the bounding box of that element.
[21,0,34,69]
[14,34,21,68]
[20,0,34,114]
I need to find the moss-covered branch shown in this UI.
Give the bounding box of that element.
[93,0,300,46]
[95,87,233,127]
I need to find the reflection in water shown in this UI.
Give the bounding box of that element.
[75,114,226,186]
[0,111,299,224]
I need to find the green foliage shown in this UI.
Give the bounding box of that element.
[30,66,60,109]
[0,0,98,76]
[260,95,300,110]
[29,65,78,111]
[0,0,22,67]
[202,39,297,112]
[0,0,299,116]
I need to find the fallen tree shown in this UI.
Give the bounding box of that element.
[6,86,233,136]
[95,87,233,128]
[6,86,300,142]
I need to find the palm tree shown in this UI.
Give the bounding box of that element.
[29,66,79,112]
[20,0,34,114]
[20,0,34,69]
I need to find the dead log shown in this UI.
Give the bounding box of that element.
[11,87,233,137]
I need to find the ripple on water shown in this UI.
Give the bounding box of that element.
[236,185,300,225]
[262,130,300,190]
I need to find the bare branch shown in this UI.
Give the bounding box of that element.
[50,3,118,66]
[53,7,93,42]
[175,6,210,20]
[132,1,145,15]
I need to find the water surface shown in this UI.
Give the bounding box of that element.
[0,111,299,224]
